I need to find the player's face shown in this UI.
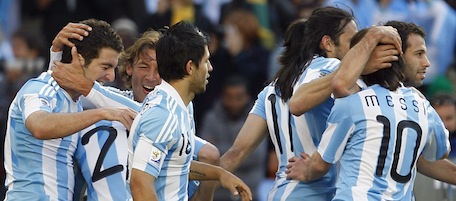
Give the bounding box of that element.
[434,104,456,133]
[84,47,119,84]
[127,48,161,102]
[191,46,213,95]
[334,20,358,60]
[402,34,430,87]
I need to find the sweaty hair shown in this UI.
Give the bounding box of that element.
[156,21,209,82]
[383,21,426,54]
[61,19,124,66]
[274,6,354,101]
[118,30,160,89]
[353,28,404,91]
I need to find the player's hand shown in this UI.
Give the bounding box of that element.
[52,22,92,52]
[286,152,311,181]
[52,47,93,96]
[371,26,402,55]
[100,107,137,130]
[219,170,253,201]
[363,44,400,75]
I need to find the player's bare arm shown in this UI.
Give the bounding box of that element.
[52,22,92,52]
[333,26,402,98]
[25,107,136,139]
[220,114,269,172]
[130,169,159,201]
[189,160,253,201]
[52,46,94,96]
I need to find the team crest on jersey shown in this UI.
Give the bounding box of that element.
[149,147,161,163]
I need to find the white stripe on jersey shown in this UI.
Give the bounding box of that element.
[5,72,79,200]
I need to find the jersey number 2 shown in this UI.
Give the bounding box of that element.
[82,126,124,182]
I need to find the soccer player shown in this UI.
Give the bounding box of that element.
[3,19,136,200]
[51,26,220,200]
[219,6,402,200]
[284,28,450,200]
[128,21,251,201]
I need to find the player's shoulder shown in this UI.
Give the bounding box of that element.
[308,56,340,71]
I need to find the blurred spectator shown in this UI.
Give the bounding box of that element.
[222,9,270,98]
[324,0,377,29]
[5,29,46,103]
[430,93,456,160]
[141,0,212,33]
[414,92,456,201]
[21,0,126,46]
[199,75,267,201]
[193,23,234,128]
[108,18,140,90]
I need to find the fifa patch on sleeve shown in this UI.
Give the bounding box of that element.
[40,98,50,107]
[149,147,162,163]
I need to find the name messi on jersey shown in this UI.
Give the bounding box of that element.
[364,95,422,113]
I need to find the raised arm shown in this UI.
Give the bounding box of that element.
[220,114,269,172]
[289,26,402,116]
[332,26,402,98]
[49,23,92,70]
[52,47,141,110]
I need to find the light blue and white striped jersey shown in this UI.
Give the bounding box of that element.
[129,80,195,201]
[250,56,340,200]
[4,71,80,200]
[75,120,130,201]
[318,84,450,201]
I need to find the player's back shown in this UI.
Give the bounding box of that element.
[250,84,336,201]
[323,84,449,201]
[74,120,130,201]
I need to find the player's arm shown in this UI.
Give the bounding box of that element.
[417,156,456,185]
[332,26,402,98]
[26,107,136,139]
[189,160,252,201]
[52,47,140,110]
[130,169,158,201]
[220,114,268,172]
[49,22,91,70]
[289,72,335,116]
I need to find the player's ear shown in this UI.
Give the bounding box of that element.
[185,60,193,75]
[126,64,133,76]
[320,35,334,53]
[78,53,86,67]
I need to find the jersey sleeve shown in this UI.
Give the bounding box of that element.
[85,82,141,111]
[131,106,178,177]
[318,97,355,164]
[21,81,57,120]
[422,106,451,161]
[250,87,268,120]
[48,47,62,70]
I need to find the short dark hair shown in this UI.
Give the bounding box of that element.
[353,28,404,91]
[383,21,426,54]
[156,21,209,82]
[61,19,124,66]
